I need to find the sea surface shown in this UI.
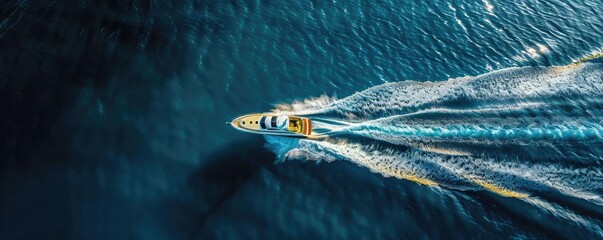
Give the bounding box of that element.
[1,0,603,239]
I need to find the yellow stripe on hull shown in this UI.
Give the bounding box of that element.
[465,175,528,198]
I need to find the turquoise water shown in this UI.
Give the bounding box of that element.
[1,0,603,239]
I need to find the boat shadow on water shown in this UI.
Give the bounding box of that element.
[188,136,276,238]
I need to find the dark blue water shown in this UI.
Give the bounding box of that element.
[1,0,603,239]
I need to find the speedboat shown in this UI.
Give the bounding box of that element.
[226,113,312,138]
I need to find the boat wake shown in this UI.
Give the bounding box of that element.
[266,60,603,233]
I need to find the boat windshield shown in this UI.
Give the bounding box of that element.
[276,116,289,130]
[260,116,267,129]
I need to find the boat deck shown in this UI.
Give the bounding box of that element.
[229,114,312,137]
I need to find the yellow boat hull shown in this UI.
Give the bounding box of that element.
[227,113,312,138]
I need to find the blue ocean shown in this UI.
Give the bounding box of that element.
[1,0,603,239]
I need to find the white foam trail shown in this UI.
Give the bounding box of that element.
[267,136,603,201]
[279,63,603,118]
[272,94,337,115]
[341,119,603,144]
[265,63,603,230]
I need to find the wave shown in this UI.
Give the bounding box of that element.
[265,60,603,233]
[276,63,603,119]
